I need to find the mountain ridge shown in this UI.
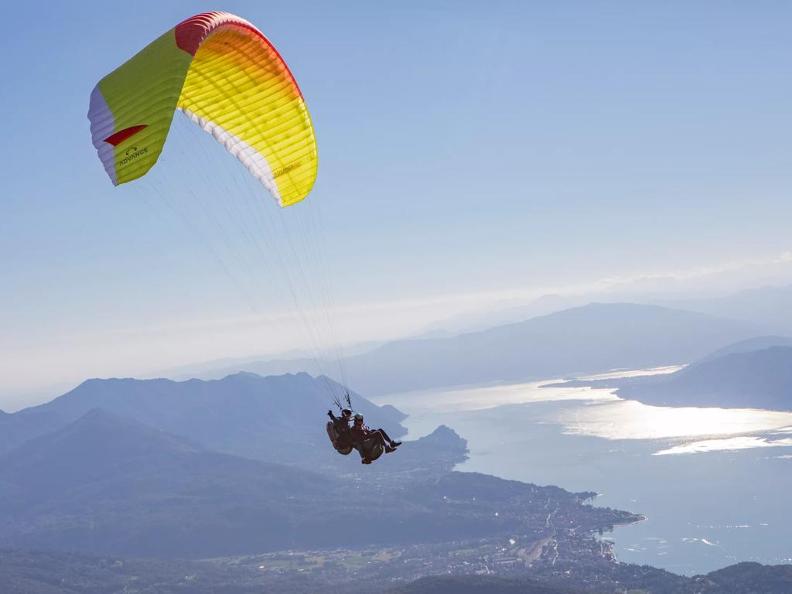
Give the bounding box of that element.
[0,372,404,470]
[0,408,631,559]
[557,342,792,410]
[152,301,773,397]
[295,302,757,394]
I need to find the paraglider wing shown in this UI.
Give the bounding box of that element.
[88,11,317,206]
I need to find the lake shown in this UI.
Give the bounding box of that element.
[373,369,792,575]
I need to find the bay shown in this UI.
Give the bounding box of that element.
[374,369,792,575]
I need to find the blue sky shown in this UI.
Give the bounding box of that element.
[2,1,792,404]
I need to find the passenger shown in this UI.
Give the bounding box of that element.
[349,413,401,464]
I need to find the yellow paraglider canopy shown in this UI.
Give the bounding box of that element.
[88,11,317,207]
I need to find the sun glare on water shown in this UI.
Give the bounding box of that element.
[558,400,792,441]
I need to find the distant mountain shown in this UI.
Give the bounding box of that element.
[567,345,792,410]
[619,346,792,409]
[333,303,756,395]
[658,283,792,334]
[201,303,756,396]
[0,409,630,558]
[0,372,404,469]
[189,303,757,396]
[697,335,792,362]
[416,293,587,337]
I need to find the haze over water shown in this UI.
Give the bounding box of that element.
[375,369,792,575]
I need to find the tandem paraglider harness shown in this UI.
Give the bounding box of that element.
[325,393,385,463]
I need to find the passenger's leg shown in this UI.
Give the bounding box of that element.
[370,430,396,453]
[376,428,400,447]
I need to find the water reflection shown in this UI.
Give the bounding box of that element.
[655,434,792,456]
[558,399,792,442]
[374,367,792,574]
[376,379,618,415]
[579,365,684,380]
[379,368,792,449]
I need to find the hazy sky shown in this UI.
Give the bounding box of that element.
[2,1,792,405]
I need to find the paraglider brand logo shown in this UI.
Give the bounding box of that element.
[272,161,300,179]
[119,145,148,165]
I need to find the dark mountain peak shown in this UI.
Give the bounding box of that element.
[37,371,333,415]
[3,407,200,466]
[0,408,204,498]
[2,371,406,471]
[419,424,465,444]
[381,426,469,474]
